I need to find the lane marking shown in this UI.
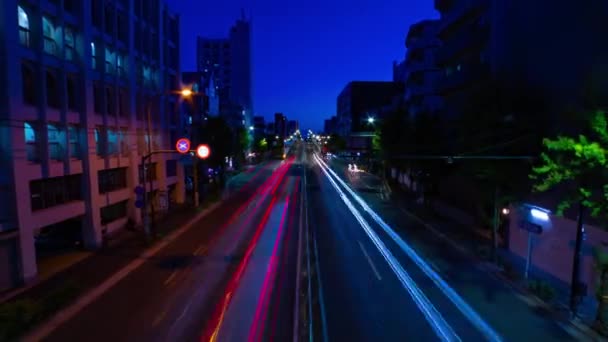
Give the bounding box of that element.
[315,155,502,342]
[314,156,459,342]
[358,241,382,281]
[164,270,178,286]
[152,310,167,327]
[194,244,208,256]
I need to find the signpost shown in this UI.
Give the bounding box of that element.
[176,138,191,154]
[518,220,543,279]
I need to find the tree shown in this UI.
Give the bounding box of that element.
[327,133,346,153]
[198,116,233,168]
[257,137,268,152]
[530,110,608,316]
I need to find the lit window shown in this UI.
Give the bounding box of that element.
[18,6,29,28]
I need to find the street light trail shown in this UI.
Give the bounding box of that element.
[315,155,460,342]
[314,154,503,342]
[248,196,290,342]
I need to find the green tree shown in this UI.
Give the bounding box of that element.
[530,110,608,317]
[257,137,268,152]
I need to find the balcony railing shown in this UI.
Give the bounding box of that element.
[19,27,30,46]
[438,62,490,93]
[437,0,488,32]
[43,36,58,56]
[435,28,489,65]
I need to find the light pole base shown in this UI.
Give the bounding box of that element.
[194,192,200,207]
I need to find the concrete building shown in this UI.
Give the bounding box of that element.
[403,20,443,118]
[287,120,299,135]
[196,11,252,128]
[434,0,608,135]
[274,113,287,139]
[0,0,183,290]
[252,115,265,141]
[336,81,405,150]
[323,116,338,135]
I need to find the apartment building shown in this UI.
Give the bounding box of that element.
[433,0,608,150]
[0,0,183,289]
[403,20,443,119]
[196,13,253,129]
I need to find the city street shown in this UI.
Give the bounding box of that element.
[306,146,577,341]
[25,143,582,342]
[36,152,304,342]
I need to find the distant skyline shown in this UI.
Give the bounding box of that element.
[170,0,438,131]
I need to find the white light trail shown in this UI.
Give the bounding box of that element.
[316,157,460,342]
[314,154,502,342]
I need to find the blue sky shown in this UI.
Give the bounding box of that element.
[170,0,439,131]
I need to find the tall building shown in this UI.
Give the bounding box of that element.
[433,0,608,147]
[403,20,443,118]
[274,113,287,138]
[196,12,252,128]
[0,0,183,289]
[287,120,299,135]
[324,116,338,135]
[337,81,405,136]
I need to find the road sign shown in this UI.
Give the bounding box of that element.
[176,138,191,154]
[196,144,210,159]
[134,185,145,208]
[518,220,542,234]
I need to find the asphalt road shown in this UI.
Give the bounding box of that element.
[40,153,304,342]
[306,147,576,341]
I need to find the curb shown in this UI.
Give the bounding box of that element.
[23,201,223,342]
[397,203,606,341]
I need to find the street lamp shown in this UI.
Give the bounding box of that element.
[249,126,254,131]
[367,116,375,124]
[141,87,194,240]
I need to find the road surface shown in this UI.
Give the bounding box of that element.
[40,152,304,342]
[305,146,576,341]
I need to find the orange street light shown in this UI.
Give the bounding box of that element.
[180,88,193,97]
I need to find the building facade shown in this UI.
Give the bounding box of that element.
[287,120,299,135]
[0,0,183,289]
[323,116,338,135]
[196,12,252,129]
[274,113,287,139]
[403,20,443,119]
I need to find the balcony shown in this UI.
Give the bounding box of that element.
[438,62,490,94]
[43,36,58,56]
[438,0,488,32]
[435,27,489,65]
[404,85,431,103]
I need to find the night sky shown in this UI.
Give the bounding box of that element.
[170,0,438,131]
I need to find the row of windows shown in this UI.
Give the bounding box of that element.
[30,174,83,211]
[98,167,128,194]
[100,200,128,225]
[18,6,174,75]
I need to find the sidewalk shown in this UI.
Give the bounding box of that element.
[386,181,605,341]
[0,200,215,341]
[322,154,607,339]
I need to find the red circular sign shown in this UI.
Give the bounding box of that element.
[196,144,210,159]
[175,138,191,154]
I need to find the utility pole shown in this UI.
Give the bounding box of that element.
[146,103,156,236]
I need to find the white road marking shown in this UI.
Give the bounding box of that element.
[358,241,382,280]
[164,270,178,286]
